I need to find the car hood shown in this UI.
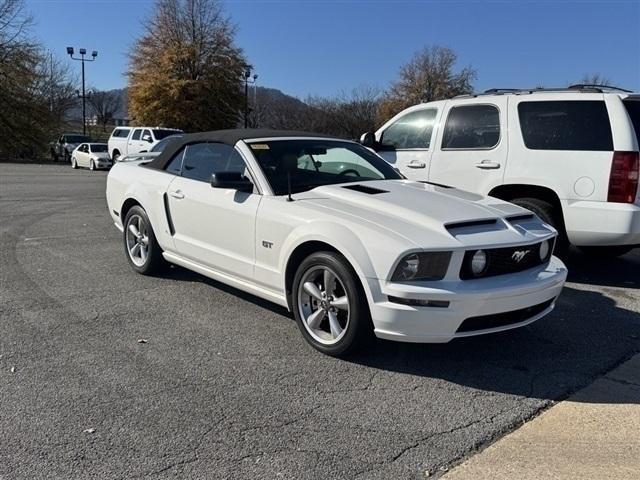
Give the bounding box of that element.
[294,180,555,249]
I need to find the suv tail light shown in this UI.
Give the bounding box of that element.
[608,151,639,203]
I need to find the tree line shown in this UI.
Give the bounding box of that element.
[0,0,618,159]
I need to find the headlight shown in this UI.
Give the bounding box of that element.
[471,250,488,276]
[539,240,551,261]
[391,252,452,282]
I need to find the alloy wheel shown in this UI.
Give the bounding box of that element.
[125,214,149,267]
[297,266,350,345]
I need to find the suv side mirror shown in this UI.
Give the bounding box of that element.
[211,171,253,193]
[142,135,152,142]
[360,131,381,150]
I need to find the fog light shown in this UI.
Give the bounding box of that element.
[471,250,488,276]
[539,240,550,261]
[388,296,450,308]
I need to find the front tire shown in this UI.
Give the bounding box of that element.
[292,251,373,357]
[512,197,569,258]
[89,160,95,171]
[123,205,165,275]
[71,157,77,169]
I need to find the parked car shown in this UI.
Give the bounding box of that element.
[115,134,183,163]
[362,85,640,257]
[71,143,112,170]
[50,133,91,162]
[106,129,566,356]
[108,126,183,161]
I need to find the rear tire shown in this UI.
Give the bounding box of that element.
[512,197,569,258]
[123,205,165,275]
[578,245,635,258]
[112,152,120,163]
[292,251,373,357]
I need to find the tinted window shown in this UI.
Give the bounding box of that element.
[442,105,500,149]
[90,144,108,153]
[165,149,184,175]
[623,100,640,146]
[518,101,613,151]
[181,143,246,182]
[112,128,129,138]
[153,129,183,140]
[142,129,152,141]
[131,129,142,141]
[151,135,183,152]
[66,135,90,144]
[381,109,437,149]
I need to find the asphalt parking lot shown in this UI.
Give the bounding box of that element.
[1,163,639,480]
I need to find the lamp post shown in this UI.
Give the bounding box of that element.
[67,47,98,135]
[243,65,258,128]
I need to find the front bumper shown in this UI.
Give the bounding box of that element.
[366,256,567,343]
[564,200,640,246]
[95,161,112,169]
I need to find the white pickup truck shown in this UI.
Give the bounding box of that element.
[108,126,183,162]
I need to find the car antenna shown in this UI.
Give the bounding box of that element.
[286,170,293,202]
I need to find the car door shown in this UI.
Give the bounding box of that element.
[165,142,261,280]
[428,98,508,194]
[77,144,88,166]
[375,107,441,181]
[128,128,144,154]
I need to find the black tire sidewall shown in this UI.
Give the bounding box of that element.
[291,251,371,357]
[123,205,163,275]
[512,197,569,257]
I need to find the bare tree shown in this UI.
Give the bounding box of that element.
[378,45,476,122]
[576,73,612,86]
[88,89,122,131]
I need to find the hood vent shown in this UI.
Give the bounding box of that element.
[342,184,389,195]
[506,214,535,223]
[445,219,497,232]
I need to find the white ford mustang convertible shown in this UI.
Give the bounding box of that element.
[106,129,567,356]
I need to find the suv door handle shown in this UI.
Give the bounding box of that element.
[475,160,501,170]
[169,190,184,199]
[407,160,426,169]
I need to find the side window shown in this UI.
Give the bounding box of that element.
[441,105,500,150]
[165,149,185,175]
[142,129,152,142]
[181,143,246,182]
[518,101,613,151]
[131,129,142,141]
[380,109,437,150]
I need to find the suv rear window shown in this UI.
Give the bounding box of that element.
[441,105,500,150]
[112,128,129,138]
[623,100,640,146]
[518,101,613,151]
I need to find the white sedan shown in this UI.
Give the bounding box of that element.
[72,143,112,170]
[106,130,567,356]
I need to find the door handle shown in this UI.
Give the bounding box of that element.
[475,160,501,170]
[407,160,426,169]
[169,190,184,199]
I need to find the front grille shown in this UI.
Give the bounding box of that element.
[456,299,554,333]
[460,241,552,280]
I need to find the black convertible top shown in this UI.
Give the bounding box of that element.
[145,129,336,170]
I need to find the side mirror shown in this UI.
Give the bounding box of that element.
[360,131,380,150]
[142,135,152,143]
[211,171,253,193]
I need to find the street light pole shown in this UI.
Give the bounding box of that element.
[67,47,98,135]
[243,66,258,128]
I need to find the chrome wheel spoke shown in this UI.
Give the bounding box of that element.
[303,281,323,300]
[330,296,348,310]
[131,243,141,257]
[323,269,336,295]
[328,311,342,339]
[128,224,139,237]
[140,245,147,262]
[141,235,149,246]
[306,308,325,329]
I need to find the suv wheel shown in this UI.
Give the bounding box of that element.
[512,197,569,258]
[292,251,373,357]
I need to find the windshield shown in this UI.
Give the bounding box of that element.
[150,135,182,152]
[248,139,402,195]
[66,135,90,144]
[90,144,108,153]
[152,129,183,140]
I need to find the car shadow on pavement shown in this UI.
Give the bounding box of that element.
[347,286,640,404]
[564,248,639,289]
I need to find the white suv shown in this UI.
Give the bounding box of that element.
[108,126,183,161]
[363,86,640,257]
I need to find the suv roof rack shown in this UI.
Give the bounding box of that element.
[455,84,633,98]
